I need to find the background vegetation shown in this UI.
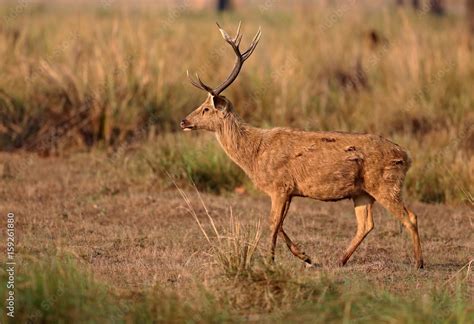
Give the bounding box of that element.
[0,1,473,203]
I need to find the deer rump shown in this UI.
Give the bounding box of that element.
[257,130,410,202]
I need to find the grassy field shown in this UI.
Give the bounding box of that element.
[0,1,473,322]
[0,151,473,322]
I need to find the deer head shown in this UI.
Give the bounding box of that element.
[180,22,261,132]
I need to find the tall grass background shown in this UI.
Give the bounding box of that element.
[0,2,472,203]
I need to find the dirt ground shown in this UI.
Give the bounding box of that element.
[0,152,472,297]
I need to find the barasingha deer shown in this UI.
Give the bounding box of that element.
[181,23,424,269]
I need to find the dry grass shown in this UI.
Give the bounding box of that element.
[0,2,473,202]
[0,152,472,321]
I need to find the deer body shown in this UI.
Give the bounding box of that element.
[182,23,423,268]
[216,115,409,202]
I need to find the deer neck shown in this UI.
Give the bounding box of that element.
[215,113,260,176]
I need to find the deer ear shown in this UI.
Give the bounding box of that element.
[211,96,231,114]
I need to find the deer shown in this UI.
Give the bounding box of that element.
[180,23,424,269]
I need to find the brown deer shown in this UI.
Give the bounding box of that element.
[181,23,424,269]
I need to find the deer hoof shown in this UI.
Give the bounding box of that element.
[304,261,320,269]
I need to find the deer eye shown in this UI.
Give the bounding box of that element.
[203,107,210,114]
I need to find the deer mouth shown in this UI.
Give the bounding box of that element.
[180,120,195,131]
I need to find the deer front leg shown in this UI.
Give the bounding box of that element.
[278,199,314,266]
[269,195,288,262]
[279,229,313,266]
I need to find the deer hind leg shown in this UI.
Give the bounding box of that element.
[374,194,424,269]
[340,193,375,266]
[278,199,313,266]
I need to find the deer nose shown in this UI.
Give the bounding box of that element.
[180,119,187,128]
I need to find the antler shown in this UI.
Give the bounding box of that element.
[187,22,261,96]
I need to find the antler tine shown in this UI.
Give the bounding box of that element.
[186,69,201,88]
[187,70,215,94]
[234,21,242,43]
[217,22,241,57]
[216,22,232,42]
[242,27,261,60]
[195,73,215,94]
[235,33,243,47]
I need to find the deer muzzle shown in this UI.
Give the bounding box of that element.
[180,119,195,131]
